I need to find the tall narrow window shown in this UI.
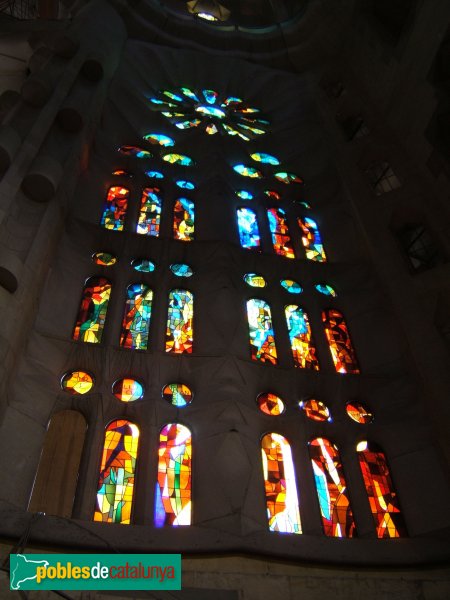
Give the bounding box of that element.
[298,217,327,262]
[261,433,301,534]
[166,289,194,353]
[73,276,111,344]
[120,284,153,350]
[285,305,319,370]
[267,208,295,258]
[28,411,87,518]
[100,186,129,231]
[94,420,139,524]
[309,438,355,538]
[173,198,194,241]
[237,207,260,249]
[246,299,277,364]
[322,309,359,373]
[136,187,162,236]
[357,441,406,538]
[155,424,192,527]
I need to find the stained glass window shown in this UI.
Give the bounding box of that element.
[120,284,153,350]
[237,208,260,249]
[315,283,337,297]
[112,378,144,402]
[244,273,266,288]
[257,393,285,416]
[298,217,327,262]
[112,169,132,177]
[299,399,331,422]
[100,186,129,231]
[285,305,319,370]
[264,190,281,201]
[136,187,162,237]
[143,133,175,147]
[162,153,194,166]
[236,190,253,200]
[92,252,117,267]
[154,424,192,527]
[61,370,94,395]
[233,164,263,178]
[73,277,111,344]
[145,170,164,179]
[322,309,359,374]
[118,145,152,159]
[274,172,303,185]
[162,384,193,407]
[309,438,355,538]
[267,208,295,258]
[175,180,195,190]
[280,279,302,294]
[346,402,373,424]
[357,441,406,538]
[261,433,301,534]
[131,258,155,273]
[246,299,277,364]
[251,152,280,165]
[166,289,194,354]
[173,198,195,242]
[94,420,139,524]
[170,263,193,277]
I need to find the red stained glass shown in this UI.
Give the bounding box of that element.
[299,399,331,422]
[267,208,295,258]
[100,186,129,231]
[257,393,285,416]
[322,309,359,374]
[73,276,111,344]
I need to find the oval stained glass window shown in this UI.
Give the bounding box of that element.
[315,283,337,297]
[244,273,267,288]
[61,370,94,395]
[131,258,155,273]
[236,190,253,200]
[175,180,195,190]
[162,383,193,407]
[346,402,373,424]
[250,153,280,165]
[280,279,303,294]
[118,145,152,159]
[274,172,303,185]
[143,133,175,147]
[92,252,117,267]
[264,190,281,201]
[257,393,285,416]
[145,170,164,179]
[112,169,132,177]
[170,263,193,277]
[299,399,331,422]
[233,164,263,178]
[112,378,144,402]
[162,153,194,167]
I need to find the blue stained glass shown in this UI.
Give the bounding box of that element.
[145,170,164,179]
[237,208,260,249]
[196,106,226,118]
[236,190,253,200]
[163,153,194,167]
[176,180,195,190]
[250,152,280,165]
[131,258,155,273]
[170,264,193,277]
[203,89,218,104]
[315,283,337,297]
[143,133,175,147]
[136,187,162,236]
[163,90,183,102]
[281,280,303,294]
[181,88,200,102]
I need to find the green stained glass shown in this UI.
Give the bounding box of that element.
[233,164,263,178]
[92,252,117,267]
[251,153,280,165]
[163,90,183,102]
[181,88,199,102]
[244,273,267,288]
[143,133,175,147]
[315,283,337,297]
[163,153,194,166]
[281,279,302,294]
[131,258,155,273]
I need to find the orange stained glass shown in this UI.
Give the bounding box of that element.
[257,393,285,416]
[154,424,192,527]
[309,438,355,537]
[357,441,406,538]
[136,187,162,236]
[166,290,194,354]
[346,402,373,424]
[267,208,295,258]
[246,299,278,365]
[173,198,194,241]
[73,276,111,344]
[322,309,360,374]
[100,186,129,231]
[285,305,319,370]
[299,399,331,422]
[61,370,93,395]
[94,420,139,524]
[298,216,326,262]
[261,433,302,534]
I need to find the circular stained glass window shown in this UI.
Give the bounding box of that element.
[162,383,193,407]
[346,402,373,424]
[170,263,193,277]
[280,279,302,294]
[257,393,285,416]
[244,273,267,288]
[61,370,94,395]
[92,252,117,267]
[131,258,155,273]
[299,399,331,422]
[112,378,144,402]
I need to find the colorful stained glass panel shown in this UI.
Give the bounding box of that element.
[246,299,277,364]
[257,393,285,416]
[92,252,117,267]
[136,187,162,237]
[162,383,193,408]
[162,153,194,166]
[73,277,111,344]
[347,402,373,424]
[173,198,195,241]
[244,273,266,288]
[61,370,93,395]
[170,263,193,277]
[280,280,302,294]
[298,217,327,262]
[166,290,194,354]
[267,208,295,258]
[322,309,360,374]
[315,283,337,297]
[100,186,129,231]
[285,305,319,370]
[131,258,155,273]
[237,208,260,249]
[274,172,303,185]
[299,399,331,422]
[120,284,153,350]
[251,152,280,165]
[233,164,263,178]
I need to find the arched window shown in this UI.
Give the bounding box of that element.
[322,309,359,373]
[73,276,111,344]
[100,186,129,231]
[155,423,192,527]
[309,438,355,538]
[267,208,295,258]
[261,433,302,534]
[237,207,260,249]
[298,217,327,262]
[173,198,195,241]
[94,420,140,524]
[136,187,162,236]
[246,299,277,364]
[120,284,153,350]
[166,289,194,353]
[28,410,87,518]
[357,441,406,538]
[285,305,319,370]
